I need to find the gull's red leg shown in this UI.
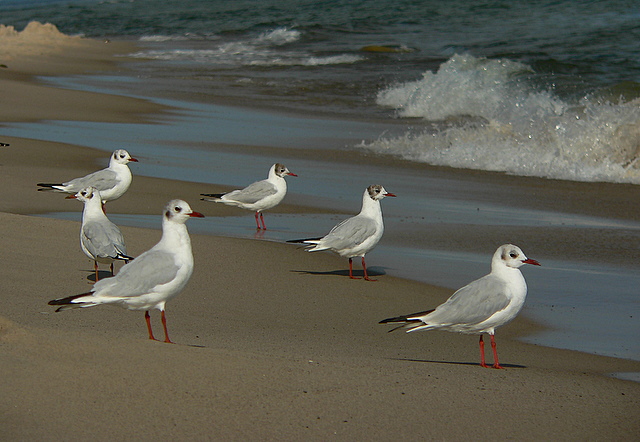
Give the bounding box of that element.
[362,257,377,281]
[348,258,360,279]
[161,310,174,344]
[479,335,489,368]
[259,212,266,230]
[145,311,157,341]
[490,334,504,369]
[254,211,261,229]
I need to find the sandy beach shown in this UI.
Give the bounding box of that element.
[1,24,639,440]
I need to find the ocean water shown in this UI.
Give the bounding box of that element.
[2,0,640,183]
[1,1,639,363]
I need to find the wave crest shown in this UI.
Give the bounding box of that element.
[369,54,640,184]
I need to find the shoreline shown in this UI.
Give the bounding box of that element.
[1,26,639,439]
[2,28,638,358]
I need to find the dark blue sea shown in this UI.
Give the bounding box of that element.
[1,0,639,368]
[3,0,640,182]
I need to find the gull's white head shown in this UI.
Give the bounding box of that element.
[367,184,396,201]
[494,244,541,270]
[68,186,101,204]
[273,163,297,178]
[164,199,205,224]
[111,149,138,165]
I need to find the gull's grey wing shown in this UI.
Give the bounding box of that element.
[66,169,119,193]
[82,220,126,259]
[426,274,510,325]
[92,249,177,298]
[321,215,377,250]
[224,180,277,204]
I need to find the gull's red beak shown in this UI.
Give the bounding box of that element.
[288,172,298,177]
[522,258,541,266]
[65,195,77,199]
[189,211,205,218]
[129,157,139,162]
[385,192,397,197]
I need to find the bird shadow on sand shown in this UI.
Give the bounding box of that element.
[290,266,387,279]
[389,357,526,369]
[85,270,115,284]
[160,341,207,349]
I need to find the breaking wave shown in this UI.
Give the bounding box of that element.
[367,54,640,184]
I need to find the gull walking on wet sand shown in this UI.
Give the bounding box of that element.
[49,200,204,344]
[200,163,296,230]
[380,244,540,368]
[37,149,138,206]
[67,186,133,281]
[288,184,395,281]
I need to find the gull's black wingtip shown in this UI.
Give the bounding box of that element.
[48,292,91,306]
[379,309,435,325]
[286,237,322,244]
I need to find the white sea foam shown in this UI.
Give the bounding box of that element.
[131,27,362,67]
[367,54,640,184]
[255,27,301,46]
[249,53,363,66]
[139,35,190,42]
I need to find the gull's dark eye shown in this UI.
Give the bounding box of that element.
[175,206,182,212]
[510,252,518,258]
[120,154,125,159]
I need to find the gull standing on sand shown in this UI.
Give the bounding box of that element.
[380,244,540,368]
[49,199,204,344]
[67,187,133,281]
[37,149,138,205]
[288,184,396,281]
[200,163,297,230]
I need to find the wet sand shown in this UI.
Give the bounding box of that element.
[1,24,639,439]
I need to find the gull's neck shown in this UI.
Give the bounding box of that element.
[491,260,524,283]
[109,159,129,173]
[83,197,108,222]
[159,219,191,251]
[359,191,382,219]
[268,168,286,190]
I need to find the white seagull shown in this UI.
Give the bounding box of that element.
[49,199,204,344]
[67,187,133,281]
[200,163,297,230]
[380,244,541,368]
[288,184,396,281]
[37,149,138,205]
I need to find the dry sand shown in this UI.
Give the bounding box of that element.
[1,23,639,440]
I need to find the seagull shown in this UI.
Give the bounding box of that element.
[49,199,204,344]
[200,163,297,230]
[37,149,138,205]
[287,184,396,281]
[66,187,133,281]
[379,244,541,368]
